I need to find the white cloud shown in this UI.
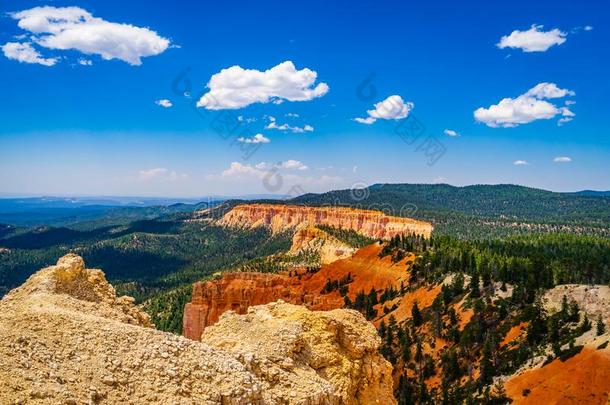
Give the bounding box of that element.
[77,58,92,66]
[584,25,594,31]
[474,82,575,128]
[266,116,314,133]
[7,6,170,66]
[278,159,308,171]
[137,168,187,182]
[354,95,413,124]
[513,160,530,166]
[443,129,459,137]
[525,82,575,99]
[220,160,308,178]
[354,116,377,125]
[237,115,257,123]
[214,161,340,190]
[237,133,270,144]
[285,113,300,118]
[497,25,567,52]
[220,162,265,179]
[1,42,57,66]
[557,107,575,126]
[553,156,572,163]
[196,61,329,110]
[155,99,172,108]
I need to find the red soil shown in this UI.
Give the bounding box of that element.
[505,347,610,404]
[500,322,528,348]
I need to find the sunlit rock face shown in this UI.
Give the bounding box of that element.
[217,203,433,239]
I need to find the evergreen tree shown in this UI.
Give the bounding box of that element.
[412,301,423,327]
[596,314,606,336]
[469,272,480,298]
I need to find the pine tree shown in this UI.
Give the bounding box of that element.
[596,314,606,336]
[412,301,423,327]
[469,272,480,298]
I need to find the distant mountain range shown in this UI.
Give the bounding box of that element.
[572,190,610,197]
[0,184,609,228]
[0,194,290,227]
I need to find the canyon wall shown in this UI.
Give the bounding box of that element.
[217,203,433,239]
[183,271,344,340]
[183,244,412,340]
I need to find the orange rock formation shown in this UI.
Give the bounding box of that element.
[183,243,413,340]
[218,203,433,239]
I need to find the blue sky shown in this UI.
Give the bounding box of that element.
[0,0,608,197]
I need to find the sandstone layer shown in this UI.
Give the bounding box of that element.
[218,203,433,239]
[0,254,395,404]
[202,301,396,405]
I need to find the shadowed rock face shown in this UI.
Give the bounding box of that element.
[217,203,433,239]
[0,254,396,405]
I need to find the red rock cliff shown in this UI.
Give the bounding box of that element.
[183,244,412,340]
[183,272,340,340]
[217,203,433,239]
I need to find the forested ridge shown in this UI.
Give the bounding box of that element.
[292,184,610,238]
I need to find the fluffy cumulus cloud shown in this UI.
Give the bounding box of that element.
[1,42,58,66]
[354,95,413,124]
[474,83,575,128]
[443,129,459,137]
[137,168,187,182]
[266,116,314,133]
[5,6,170,66]
[196,61,329,110]
[237,133,270,144]
[513,160,530,166]
[553,156,572,163]
[497,25,567,52]
[155,99,172,108]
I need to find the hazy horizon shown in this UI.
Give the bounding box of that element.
[0,182,609,201]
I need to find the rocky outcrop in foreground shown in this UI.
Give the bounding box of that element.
[0,254,395,404]
[202,301,396,405]
[218,203,433,239]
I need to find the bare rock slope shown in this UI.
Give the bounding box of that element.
[0,254,395,404]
